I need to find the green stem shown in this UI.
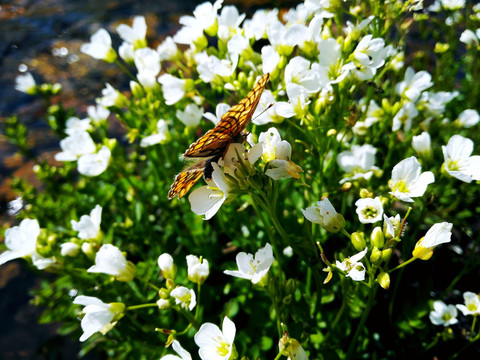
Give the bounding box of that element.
[127,303,159,311]
[178,308,200,330]
[388,256,417,273]
[115,59,137,82]
[345,283,379,359]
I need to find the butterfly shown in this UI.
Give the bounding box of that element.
[168,73,270,199]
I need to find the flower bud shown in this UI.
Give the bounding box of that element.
[370,247,382,265]
[158,253,176,280]
[381,248,393,263]
[377,271,390,290]
[285,279,296,295]
[157,298,170,310]
[130,80,144,98]
[371,226,385,249]
[61,242,80,257]
[351,232,366,252]
[186,255,209,284]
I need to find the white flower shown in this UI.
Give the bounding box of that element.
[350,35,387,80]
[219,142,262,177]
[65,116,92,135]
[87,244,136,281]
[118,42,135,62]
[7,196,24,216]
[176,104,203,128]
[412,132,432,158]
[73,295,125,342]
[227,34,250,55]
[429,300,458,326]
[274,83,310,119]
[54,131,96,161]
[261,45,280,75]
[157,36,179,61]
[224,243,275,285]
[420,91,458,119]
[80,29,117,63]
[195,52,238,83]
[158,74,188,105]
[186,255,210,284]
[203,103,230,126]
[278,335,309,360]
[412,222,453,260]
[189,163,230,220]
[87,104,110,124]
[160,340,192,360]
[460,29,480,47]
[78,146,111,176]
[392,102,418,132]
[383,214,402,239]
[31,253,56,270]
[218,5,246,40]
[243,9,279,40]
[284,56,325,93]
[97,83,124,108]
[251,90,279,125]
[158,253,177,280]
[442,135,480,183]
[174,0,222,47]
[194,316,236,360]
[266,142,303,180]
[336,247,368,281]
[388,156,435,202]
[456,291,480,316]
[301,198,346,232]
[0,219,40,265]
[60,242,80,257]
[429,0,466,11]
[15,72,36,94]
[337,144,379,184]
[170,286,196,311]
[355,197,384,224]
[140,119,170,147]
[116,16,147,49]
[395,67,433,102]
[455,109,479,128]
[71,204,102,240]
[134,47,161,89]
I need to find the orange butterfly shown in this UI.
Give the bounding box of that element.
[168,73,270,199]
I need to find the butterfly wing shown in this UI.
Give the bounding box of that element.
[182,73,270,158]
[168,160,207,199]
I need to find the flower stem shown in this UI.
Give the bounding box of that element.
[345,282,379,359]
[127,303,158,311]
[388,256,417,273]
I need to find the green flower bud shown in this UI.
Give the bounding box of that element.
[351,232,366,252]
[381,248,393,263]
[371,226,385,248]
[370,247,382,265]
[377,271,390,290]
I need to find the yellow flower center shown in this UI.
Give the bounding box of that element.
[215,336,230,356]
[392,179,409,193]
[446,159,459,171]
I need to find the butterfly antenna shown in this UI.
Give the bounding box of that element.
[252,102,274,122]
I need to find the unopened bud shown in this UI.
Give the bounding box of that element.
[351,232,366,251]
[377,271,390,290]
[381,248,393,263]
[370,247,382,265]
[371,226,385,248]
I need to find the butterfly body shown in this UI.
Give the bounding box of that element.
[168,73,270,200]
